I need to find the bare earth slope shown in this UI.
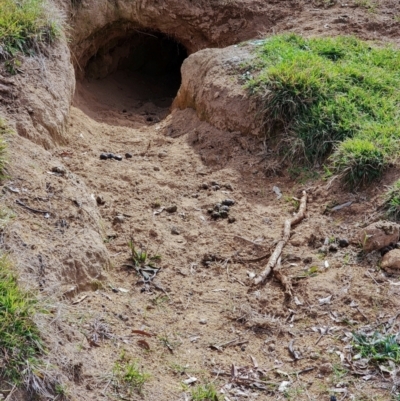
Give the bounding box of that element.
[1,0,400,400]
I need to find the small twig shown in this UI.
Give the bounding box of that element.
[15,199,50,215]
[254,191,307,287]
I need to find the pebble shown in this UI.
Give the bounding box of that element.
[158,151,167,158]
[125,153,133,159]
[153,166,160,171]
[171,226,180,235]
[166,205,177,213]
[212,185,220,191]
[338,238,349,248]
[113,215,125,224]
[228,216,236,224]
[199,319,207,325]
[100,153,109,160]
[201,183,209,190]
[220,205,230,213]
[303,256,313,264]
[222,199,235,206]
[211,212,220,219]
[51,166,66,175]
[329,244,338,252]
[224,183,233,190]
[220,211,228,219]
[96,195,105,206]
[113,155,123,161]
[211,181,219,186]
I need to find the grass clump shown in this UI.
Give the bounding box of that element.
[191,383,221,401]
[0,254,42,384]
[113,359,150,395]
[382,180,400,221]
[246,34,400,188]
[0,0,61,60]
[128,238,161,268]
[352,332,400,363]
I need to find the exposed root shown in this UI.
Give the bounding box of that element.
[254,191,307,290]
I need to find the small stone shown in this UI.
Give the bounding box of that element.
[113,155,123,161]
[268,343,275,352]
[199,319,207,325]
[96,195,105,206]
[220,211,228,219]
[166,205,177,213]
[191,193,199,198]
[113,215,125,224]
[222,199,235,206]
[158,151,167,158]
[358,221,399,253]
[171,226,180,235]
[381,249,400,274]
[303,256,312,264]
[223,183,233,190]
[338,238,349,248]
[212,185,220,191]
[100,153,108,160]
[211,181,219,186]
[329,244,338,252]
[211,212,220,219]
[51,166,66,175]
[220,205,230,213]
[125,152,133,159]
[214,203,222,211]
[201,183,209,190]
[207,209,213,214]
[228,216,236,224]
[153,166,160,171]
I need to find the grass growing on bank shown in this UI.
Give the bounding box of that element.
[0,254,43,384]
[246,34,400,187]
[0,0,61,60]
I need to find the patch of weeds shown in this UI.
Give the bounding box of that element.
[191,383,221,401]
[113,359,150,395]
[246,34,400,188]
[0,254,43,384]
[0,0,62,61]
[332,363,349,380]
[354,0,377,12]
[128,238,160,269]
[352,332,400,363]
[382,180,400,221]
[170,362,189,375]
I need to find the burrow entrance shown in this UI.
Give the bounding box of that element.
[76,30,188,125]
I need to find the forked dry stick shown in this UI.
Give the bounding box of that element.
[254,191,307,286]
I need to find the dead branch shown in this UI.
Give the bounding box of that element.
[254,191,307,286]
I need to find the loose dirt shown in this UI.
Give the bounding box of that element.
[39,65,399,400]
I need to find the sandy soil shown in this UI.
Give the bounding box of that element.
[41,65,400,401]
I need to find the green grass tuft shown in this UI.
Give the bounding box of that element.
[246,34,400,188]
[382,180,400,221]
[113,360,150,395]
[0,0,61,60]
[191,383,221,401]
[0,254,43,384]
[353,332,400,363]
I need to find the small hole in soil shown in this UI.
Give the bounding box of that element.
[77,30,187,124]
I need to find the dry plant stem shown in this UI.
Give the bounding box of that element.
[254,191,307,286]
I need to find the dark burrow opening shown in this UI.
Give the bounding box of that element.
[78,30,188,124]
